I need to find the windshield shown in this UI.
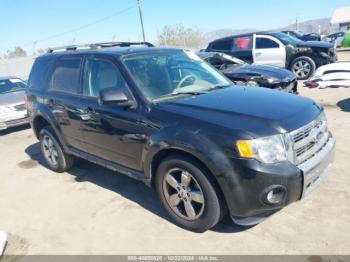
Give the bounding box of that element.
[123,50,231,102]
[272,32,303,45]
[0,78,26,94]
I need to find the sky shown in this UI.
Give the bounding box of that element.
[0,0,348,55]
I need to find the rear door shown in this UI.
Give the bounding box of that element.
[253,34,286,67]
[209,36,254,63]
[47,55,85,149]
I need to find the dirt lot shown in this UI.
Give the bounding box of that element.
[0,57,350,255]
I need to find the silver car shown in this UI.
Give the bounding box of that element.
[0,77,29,130]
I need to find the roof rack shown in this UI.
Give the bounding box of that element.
[47,41,155,53]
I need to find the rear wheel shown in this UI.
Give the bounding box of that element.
[290,56,316,80]
[39,126,74,172]
[155,155,223,232]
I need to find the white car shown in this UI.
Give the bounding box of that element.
[0,76,29,130]
[304,62,350,88]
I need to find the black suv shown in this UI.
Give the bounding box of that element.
[26,42,335,232]
[206,32,337,80]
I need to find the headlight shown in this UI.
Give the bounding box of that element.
[320,52,330,59]
[0,106,13,114]
[236,134,287,164]
[266,77,280,84]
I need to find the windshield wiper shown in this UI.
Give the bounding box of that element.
[209,84,232,90]
[153,90,208,101]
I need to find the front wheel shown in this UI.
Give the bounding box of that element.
[155,155,224,232]
[290,56,316,80]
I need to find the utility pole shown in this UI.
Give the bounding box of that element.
[295,16,298,31]
[137,0,146,42]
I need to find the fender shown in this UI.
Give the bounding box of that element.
[142,125,236,185]
[31,103,71,153]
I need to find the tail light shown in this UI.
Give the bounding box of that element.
[24,93,29,113]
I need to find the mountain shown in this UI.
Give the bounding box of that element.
[203,17,339,43]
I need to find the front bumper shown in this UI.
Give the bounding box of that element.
[220,137,335,221]
[0,111,29,130]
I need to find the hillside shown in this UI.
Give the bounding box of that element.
[204,17,339,43]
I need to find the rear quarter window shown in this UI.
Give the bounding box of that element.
[28,56,56,91]
[210,39,233,51]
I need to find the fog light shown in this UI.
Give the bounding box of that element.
[264,186,286,205]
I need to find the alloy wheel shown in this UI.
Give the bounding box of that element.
[162,168,205,221]
[292,60,311,78]
[42,135,59,166]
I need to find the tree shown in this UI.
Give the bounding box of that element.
[4,47,27,59]
[157,24,204,49]
[35,48,46,56]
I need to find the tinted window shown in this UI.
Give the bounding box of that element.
[256,38,279,49]
[50,57,82,94]
[28,56,56,90]
[232,36,252,50]
[84,59,129,97]
[210,39,232,51]
[0,79,26,94]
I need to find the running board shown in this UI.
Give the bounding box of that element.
[69,147,150,185]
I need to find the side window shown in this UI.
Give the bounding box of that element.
[50,57,82,94]
[210,39,232,51]
[256,38,280,49]
[28,56,56,90]
[84,59,129,97]
[232,36,252,51]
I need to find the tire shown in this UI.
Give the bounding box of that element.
[155,155,223,232]
[39,126,74,173]
[290,56,316,80]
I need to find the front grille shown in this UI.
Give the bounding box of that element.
[13,104,26,111]
[290,115,330,165]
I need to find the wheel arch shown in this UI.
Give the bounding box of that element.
[32,112,70,152]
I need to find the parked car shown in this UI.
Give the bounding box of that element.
[326,32,345,47]
[26,42,335,232]
[304,62,350,88]
[342,31,350,48]
[197,51,298,93]
[0,76,29,131]
[282,30,321,42]
[206,32,337,80]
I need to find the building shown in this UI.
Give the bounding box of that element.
[331,6,350,30]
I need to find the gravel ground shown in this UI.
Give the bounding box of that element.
[0,54,349,255]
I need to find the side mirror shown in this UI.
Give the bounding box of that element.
[98,87,134,108]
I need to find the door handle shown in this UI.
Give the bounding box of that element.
[121,134,146,143]
[255,52,262,56]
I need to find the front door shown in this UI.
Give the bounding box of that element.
[78,56,146,171]
[253,34,286,68]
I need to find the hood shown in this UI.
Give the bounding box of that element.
[157,87,321,137]
[296,41,333,49]
[223,64,295,81]
[0,91,25,106]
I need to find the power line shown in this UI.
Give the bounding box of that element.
[0,4,137,54]
[137,0,146,41]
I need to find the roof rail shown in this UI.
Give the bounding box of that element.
[46,42,155,53]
